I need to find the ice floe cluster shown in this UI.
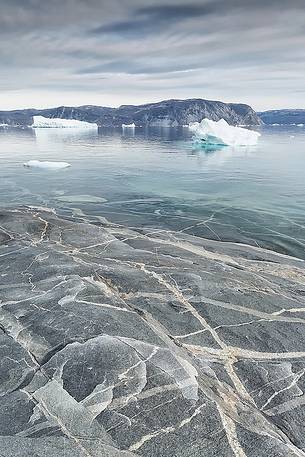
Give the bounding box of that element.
[189,118,261,146]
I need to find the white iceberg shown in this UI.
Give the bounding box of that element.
[23,160,71,169]
[32,116,98,129]
[122,123,135,129]
[189,118,261,146]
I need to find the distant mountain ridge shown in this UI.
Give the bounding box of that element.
[258,109,305,125]
[0,98,262,127]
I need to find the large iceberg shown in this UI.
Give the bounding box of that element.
[24,160,71,169]
[32,116,98,129]
[189,118,261,146]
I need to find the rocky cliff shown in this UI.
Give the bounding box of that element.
[0,98,262,127]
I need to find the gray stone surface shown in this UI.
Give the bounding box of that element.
[1,207,305,456]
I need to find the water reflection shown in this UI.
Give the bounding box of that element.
[34,126,99,145]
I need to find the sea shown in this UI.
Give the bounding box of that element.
[1,124,305,259]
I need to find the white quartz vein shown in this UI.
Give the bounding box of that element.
[217,406,247,457]
[128,402,206,451]
[261,369,305,411]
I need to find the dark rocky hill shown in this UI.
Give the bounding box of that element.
[258,109,305,125]
[0,98,262,127]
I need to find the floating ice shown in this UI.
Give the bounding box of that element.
[24,160,71,169]
[32,116,98,129]
[122,123,135,129]
[189,118,261,146]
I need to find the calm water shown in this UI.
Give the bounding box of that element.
[1,125,305,259]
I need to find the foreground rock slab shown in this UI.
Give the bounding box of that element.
[1,207,305,456]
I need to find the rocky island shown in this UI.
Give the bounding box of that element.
[0,98,262,128]
[1,207,305,456]
[258,110,305,125]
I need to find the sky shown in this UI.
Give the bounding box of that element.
[1,0,305,111]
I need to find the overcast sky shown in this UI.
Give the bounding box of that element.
[1,0,304,111]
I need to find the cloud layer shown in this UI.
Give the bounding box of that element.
[0,0,304,110]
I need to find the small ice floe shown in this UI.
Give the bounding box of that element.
[297,123,304,127]
[122,123,136,129]
[32,116,98,129]
[189,118,261,146]
[23,160,71,169]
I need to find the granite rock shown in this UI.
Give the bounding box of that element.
[0,207,305,456]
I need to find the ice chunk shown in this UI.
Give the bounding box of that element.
[189,118,261,146]
[23,160,71,169]
[32,116,98,129]
[122,123,135,129]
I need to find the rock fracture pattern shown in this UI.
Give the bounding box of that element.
[1,207,305,456]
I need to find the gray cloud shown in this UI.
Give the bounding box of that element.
[91,3,217,37]
[0,0,304,110]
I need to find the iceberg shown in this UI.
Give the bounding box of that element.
[32,116,98,129]
[122,123,135,129]
[189,118,261,146]
[23,160,71,169]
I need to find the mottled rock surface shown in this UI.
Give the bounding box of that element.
[1,207,305,456]
[0,98,262,127]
